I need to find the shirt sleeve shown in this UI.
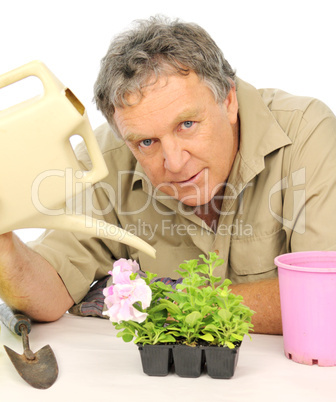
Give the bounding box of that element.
[28,220,129,304]
[282,99,336,251]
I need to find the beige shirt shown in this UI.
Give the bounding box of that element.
[29,78,336,304]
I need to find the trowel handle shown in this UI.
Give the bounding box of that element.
[0,304,31,336]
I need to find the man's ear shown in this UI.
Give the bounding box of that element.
[223,86,238,125]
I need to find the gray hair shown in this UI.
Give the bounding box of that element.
[94,16,236,133]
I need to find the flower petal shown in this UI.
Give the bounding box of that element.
[131,280,152,309]
[104,259,151,324]
[103,285,114,297]
[112,266,132,285]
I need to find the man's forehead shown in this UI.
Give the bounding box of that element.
[114,72,209,131]
[126,74,184,104]
[122,71,206,105]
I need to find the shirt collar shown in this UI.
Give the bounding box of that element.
[131,160,148,191]
[238,78,291,160]
[227,78,292,187]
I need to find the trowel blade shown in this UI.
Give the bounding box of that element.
[4,344,59,389]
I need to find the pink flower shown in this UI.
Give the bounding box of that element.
[111,258,140,285]
[113,258,140,274]
[103,259,151,324]
[103,285,114,310]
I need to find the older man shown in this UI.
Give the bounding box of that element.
[1,17,336,334]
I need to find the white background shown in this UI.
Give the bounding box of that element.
[1,0,335,242]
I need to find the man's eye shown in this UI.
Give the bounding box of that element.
[139,139,153,147]
[182,121,194,129]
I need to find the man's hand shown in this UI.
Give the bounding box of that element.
[229,278,283,335]
[0,232,74,322]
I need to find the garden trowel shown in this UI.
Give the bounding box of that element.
[0,303,58,389]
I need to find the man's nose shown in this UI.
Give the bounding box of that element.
[162,139,190,173]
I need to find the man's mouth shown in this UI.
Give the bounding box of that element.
[174,169,203,185]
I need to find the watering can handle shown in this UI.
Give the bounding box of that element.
[0,60,65,95]
[72,122,109,185]
[0,60,109,187]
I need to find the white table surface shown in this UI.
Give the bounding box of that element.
[1,313,335,402]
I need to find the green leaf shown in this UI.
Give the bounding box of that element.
[196,263,209,274]
[159,299,182,315]
[230,333,244,341]
[149,304,169,314]
[154,281,172,291]
[199,333,214,342]
[175,283,187,291]
[199,254,210,264]
[158,334,176,343]
[213,258,224,268]
[201,305,213,316]
[143,322,155,332]
[218,309,233,321]
[166,292,186,304]
[121,333,134,342]
[203,323,219,331]
[185,311,202,327]
[210,275,222,283]
[129,272,138,280]
[145,271,157,282]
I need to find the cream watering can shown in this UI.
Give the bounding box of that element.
[0,61,155,258]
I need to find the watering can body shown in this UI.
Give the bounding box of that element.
[0,61,155,258]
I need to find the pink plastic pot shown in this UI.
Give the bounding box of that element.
[275,251,336,367]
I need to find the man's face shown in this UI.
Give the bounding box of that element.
[114,72,239,207]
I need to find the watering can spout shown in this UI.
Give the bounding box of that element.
[27,214,156,259]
